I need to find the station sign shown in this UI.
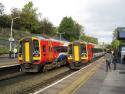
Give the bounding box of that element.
[9,37,15,42]
[117,27,125,40]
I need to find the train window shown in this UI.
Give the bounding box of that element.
[68,45,72,54]
[61,46,67,52]
[19,41,22,53]
[43,45,46,52]
[81,44,86,53]
[52,46,67,53]
[81,44,87,57]
[33,40,39,54]
[53,46,59,52]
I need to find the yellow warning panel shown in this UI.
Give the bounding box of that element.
[25,42,30,62]
[74,46,79,61]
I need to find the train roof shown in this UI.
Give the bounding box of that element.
[19,35,70,46]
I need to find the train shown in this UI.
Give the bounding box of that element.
[18,36,104,72]
[18,36,69,72]
[67,41,105,69]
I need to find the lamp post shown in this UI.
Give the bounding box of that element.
[9,17,20,58]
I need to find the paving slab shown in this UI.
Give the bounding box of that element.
[99,64,125,94]
[75,62,125,94]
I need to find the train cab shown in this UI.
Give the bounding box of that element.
[67,41,89,69]
[18,37,42,72]
[18,36,69,72]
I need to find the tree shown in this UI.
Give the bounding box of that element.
[0,3,4,15]
[38,18,54,35]
[0,15,11,28]
[112,27,125,49]
[111,40,120,49]
[11,8,21,18]
[58,16,82,41]
[10,8,21,29]
[20,1,40,33]
[74,22,83,40]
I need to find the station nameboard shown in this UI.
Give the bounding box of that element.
[117,27,125,40]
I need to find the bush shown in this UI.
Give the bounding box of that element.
[0,47,9,55]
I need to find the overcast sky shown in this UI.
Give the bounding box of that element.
[1,0,125,43]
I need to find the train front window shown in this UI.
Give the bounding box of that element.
[68,45,72,54]
[33,40,39,54]
[19,41,22,53]
[81,44,87,57]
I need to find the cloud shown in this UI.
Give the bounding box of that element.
[1,0,125,43]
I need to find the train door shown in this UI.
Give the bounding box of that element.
[73,42,81,62]
[41,40,47,62]
[22,38,33,63]
[87,44,94,61]
[48,41,52,62]
[52,42,57,60]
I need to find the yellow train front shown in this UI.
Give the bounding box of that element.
[67,41,91,69]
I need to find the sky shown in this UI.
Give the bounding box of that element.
[1,0,125,44]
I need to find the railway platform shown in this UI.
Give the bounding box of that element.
[0,58,18,68]
[33,57,125,94]
[75,62,125,94]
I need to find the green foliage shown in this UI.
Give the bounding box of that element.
[111,40,120,49]
[112,27,125,49]
[58,16,83,41]
[81,35,98,44]
[38,18,54,35]
[0,15,11,28]
[105,44,112,50]
[0,46,9,55]
[20,1,39,33]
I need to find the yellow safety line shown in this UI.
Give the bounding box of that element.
[57,61,103,94]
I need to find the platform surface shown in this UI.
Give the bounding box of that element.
[75,63,125,94]
[0,58,18,67]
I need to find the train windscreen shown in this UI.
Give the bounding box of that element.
[19,41,22,54]
[81,44,87,57]
[68,45,72,54]
[33,40,39,54]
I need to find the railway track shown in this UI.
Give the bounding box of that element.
[0,57,103,94]
[0,66,73,94]
[0,64,21,81]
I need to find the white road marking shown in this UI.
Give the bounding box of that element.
[0,64,19,68]
[33,62,95,94]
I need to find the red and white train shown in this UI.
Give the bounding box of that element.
[67,41,104,69]
[18,36,104,72]
[18,36,69,72]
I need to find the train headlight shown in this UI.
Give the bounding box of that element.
[68,54,72,58]
[70,55,72,58]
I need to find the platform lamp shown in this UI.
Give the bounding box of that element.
[9,16,20,58]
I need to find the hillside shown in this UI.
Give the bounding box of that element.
[0,28,64,54]
[0,28,32,54]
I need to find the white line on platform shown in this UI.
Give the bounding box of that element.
[0,64,19,68]
[33,62,95,94]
